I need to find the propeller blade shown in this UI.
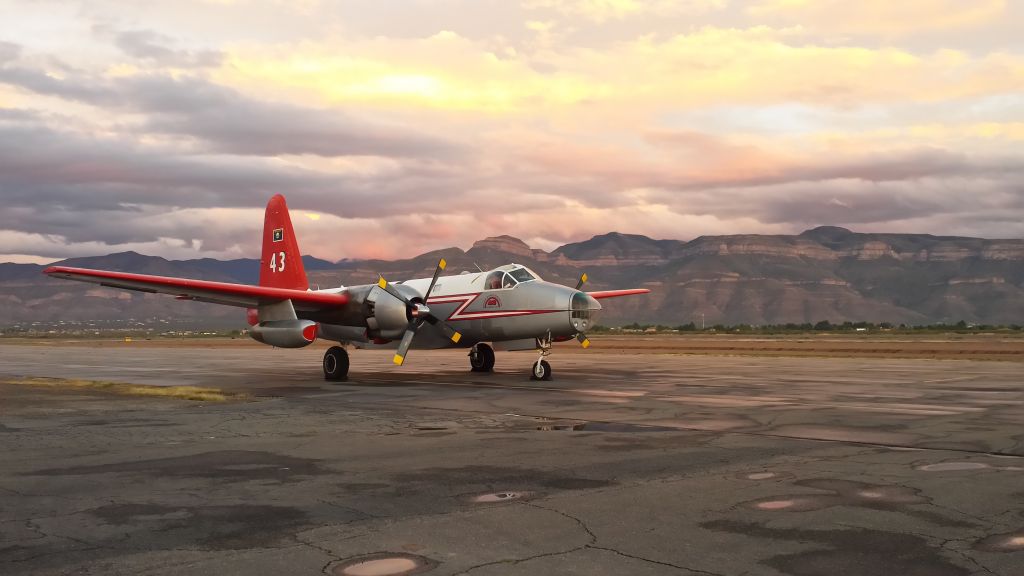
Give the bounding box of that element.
[421,311,462,343]
[574,272,588,291]
[423,258,447,300]
[435,319,462,343]
[377,275,411,304]
[577,332,591,349]
[392,322,420,365]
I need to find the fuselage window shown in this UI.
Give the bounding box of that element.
[502,273,518,289]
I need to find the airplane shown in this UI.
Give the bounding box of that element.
[44,195,650,381]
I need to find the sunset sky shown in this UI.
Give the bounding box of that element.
[1,0,1022,264]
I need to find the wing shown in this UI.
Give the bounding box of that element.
[587,289,650,300]
[43,266,349,310]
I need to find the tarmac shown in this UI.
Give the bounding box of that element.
[1,341,1023,575]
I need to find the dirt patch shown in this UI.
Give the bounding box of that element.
[1,376,245,402]
[569,334,1024,361]
[26,450,327,483]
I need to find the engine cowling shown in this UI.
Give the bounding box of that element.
[249,319,318,348]
[366,284,420,339]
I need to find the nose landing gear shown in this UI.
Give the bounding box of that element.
[530,333,553,381]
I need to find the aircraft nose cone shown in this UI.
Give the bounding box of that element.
[570,291,600,333]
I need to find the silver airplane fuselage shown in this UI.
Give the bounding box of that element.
[309,264,600,350]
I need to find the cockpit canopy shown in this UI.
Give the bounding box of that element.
[483,265,539,290]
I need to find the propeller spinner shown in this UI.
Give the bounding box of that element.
[377,258,462,365]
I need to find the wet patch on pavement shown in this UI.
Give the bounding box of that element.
[330,553,437,576]
[702,520,972,576]
[742,478,975,527]
[336,482,392,494]
[915,459,1024,472]
[974,529,1024,553]
[737,471,792,481]
[394,465,615,494]
[470,491,529,503]
[251,386,324,397]
[768,424,922,446]
[573,422,681,433]
[26,450,327,483]
[89,503,312,551]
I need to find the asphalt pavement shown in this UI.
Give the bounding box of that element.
[1,342,1022,575]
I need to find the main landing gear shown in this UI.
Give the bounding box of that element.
[323,346,350,381]
[469,343,495,372]
[469,338,555,380]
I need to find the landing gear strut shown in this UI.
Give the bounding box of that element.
[530,333,553,381]
[323,345,349,381]
[469,343,495,372]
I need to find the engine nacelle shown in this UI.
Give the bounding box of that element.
[366,284,420,339]
[249,319,318,348]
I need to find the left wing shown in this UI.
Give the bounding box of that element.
[43,266,349,310]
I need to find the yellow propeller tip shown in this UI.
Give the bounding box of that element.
[439,258,447,270]
[581,273,588,283]
[377,278,387,289]
[393,354,405,365]
[581,338,591,348]
[451,332,462,343]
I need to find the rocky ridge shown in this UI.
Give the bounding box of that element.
[3,227,1023,328]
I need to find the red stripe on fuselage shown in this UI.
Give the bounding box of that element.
[427,292,562,321]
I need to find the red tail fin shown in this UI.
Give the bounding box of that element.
[259,194,308,290]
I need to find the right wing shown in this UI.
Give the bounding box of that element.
[43,266,349,311]
[587,289,650,300]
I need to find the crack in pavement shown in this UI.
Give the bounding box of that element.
[586,545,726,575]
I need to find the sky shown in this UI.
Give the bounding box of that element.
[0,0,1022,264]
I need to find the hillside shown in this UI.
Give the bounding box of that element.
[3,227,1023,329]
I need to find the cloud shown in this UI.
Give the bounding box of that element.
[0,56,456,158]
[0,41,21,63]
[523,0,727,23]
[748,0,1007,36]
[2,3,1024,264]
[216,26,1024,117]
[98,26,224,68]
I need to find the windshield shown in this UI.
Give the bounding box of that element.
[507,267,536,283]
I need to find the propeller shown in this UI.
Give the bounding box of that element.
[574,272,591,349]
[377,258,462,366]
[574,272,588,290]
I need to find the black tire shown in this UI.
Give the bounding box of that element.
[469,343,495,372]
[323,346,349,381]
[529,359,552,381]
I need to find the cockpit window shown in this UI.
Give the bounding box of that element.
[485,271,504,290]
[485,267,535,290]
[507,267,536,283]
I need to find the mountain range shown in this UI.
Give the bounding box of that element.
[3,226,1024,330]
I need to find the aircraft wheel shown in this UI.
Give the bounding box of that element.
[469,343,495,372]
[530,360,552,381]
[323,346,349,381]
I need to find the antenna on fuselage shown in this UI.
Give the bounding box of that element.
[473,262,484,272]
